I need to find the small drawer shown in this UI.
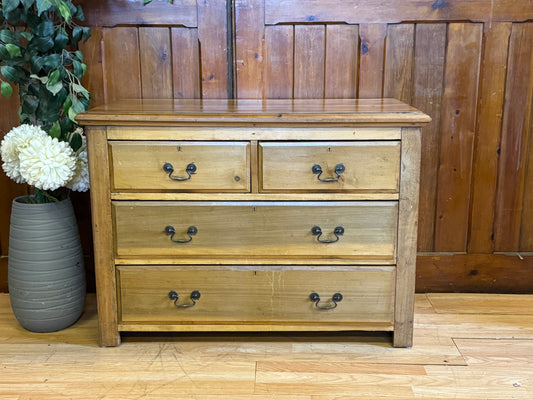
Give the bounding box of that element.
[259,141,400,192]
[113,201,398,261]
[109,141,250,191]
[117,267,395,325]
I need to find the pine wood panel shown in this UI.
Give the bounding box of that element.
[265,0,533,24]
[117,267,395,325]
[434,23,483,252]
[102,27,142,102]
[139,28,173,99]
[324,25,359,99]
[264,25,294,98]
[259,141,401,192]
[82,0,198,27]
[113,201,398,260]
[293,25,325,99]
[358,24,387,98]
[468,23,512,253]
[198,0,230,98]
[109,141,250,191]
[383,24,415,104]
[412,23,446,252]
[234,0,264,99]
[494,23,533,251]
[171,28,201,99]
[79,27,105,107]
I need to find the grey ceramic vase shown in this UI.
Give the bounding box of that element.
[8,196,86,332]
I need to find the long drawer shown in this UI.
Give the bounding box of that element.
[113,201,398,260]
[117,267,395,324]
[109,141,250,191]
[260,141,401,192]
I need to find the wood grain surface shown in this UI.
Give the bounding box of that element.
[3,292,533,398]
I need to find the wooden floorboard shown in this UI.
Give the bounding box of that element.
[1,293,533,399]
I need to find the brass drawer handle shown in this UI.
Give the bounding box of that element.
[311,225,344,243]
[168,290,201,308]
[309,292,343,310]
[163,162,197,181]
[312,163,345,182]
[165,225,198,243]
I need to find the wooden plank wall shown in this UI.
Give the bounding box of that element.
[1,0,532,293]
[235,0,533,293]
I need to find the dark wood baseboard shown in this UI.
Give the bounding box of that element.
[416,254,533,293]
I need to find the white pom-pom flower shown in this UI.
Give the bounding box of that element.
[18,135,77,191]
[0,125,48,183]
[67,149,90,192]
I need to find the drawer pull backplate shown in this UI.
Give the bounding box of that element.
[311,225,344,243]
[165,225,198,243]
[163,162,197,181]
[312,163,345,182]
[168,290,201,308]
[309,292,343,310]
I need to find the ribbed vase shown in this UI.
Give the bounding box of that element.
[8,196,86,332]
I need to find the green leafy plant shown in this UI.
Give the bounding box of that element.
[0,0,91,202]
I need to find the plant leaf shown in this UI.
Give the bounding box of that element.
[49,121,61,138]
[29,35,54,52]
[0,29,16,44]
[2,0,21,13]
[21,94,39,115]
[20,0,35,9]
[41,53,61,69]
[46,81,63,95]
[30,73,48,83]
[68,104,77,123]
[70,131,82,151]
[72,59,85,79]
[53,28,68,50]
[0,44,9,59]
[143,0,152,4]
[20,31,33,41]
[5,43,22,58]
[1,65,25,83]
[4,6,23,23]
[56,0,71,22]
[71,26,82,42]
[48,69,60,85]
[1,81,13,98]
[36,0,53,15]
[82,26,91,42]
[74,4,84,21]
[71,94,85,113]
[34,20,54,37]
[72,83,89,100]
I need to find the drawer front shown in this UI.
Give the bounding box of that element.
[118,267,395,324]
[260,141,400,192]
[114,201,398,260]
[110,141,250,191]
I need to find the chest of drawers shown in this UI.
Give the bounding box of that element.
[78,99,430,347]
